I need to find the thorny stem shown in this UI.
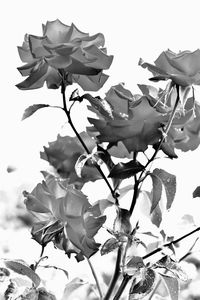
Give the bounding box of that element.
[87,258,103,299]
[113,225,200,300]
[103,247,122,300]
[129,84,180,215]
[60,81,117,202]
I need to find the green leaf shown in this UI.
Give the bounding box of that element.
[96,145,115,170]
[161,274,179,300]
[3,259,41,287]
[153,168,176,210]
[100,238,120,255]
[96,145,122,189]
[144,190,163,228]
[84,93,114,119]
[59,187,106,259]
[155,256,188,282]
[31,220,64,247]
[124,256,145,276]
[154,140,178,159]
[149,172,163,213]
[151,204,162,228]
[108,160,145,179]
[193,186,200,198]
[92,199,114,215]
[22,104,49,120]
[129,268,156,299]
[61,278,87,300]
[74,154,90,178]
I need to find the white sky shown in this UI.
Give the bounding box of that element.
[1,0,200,221]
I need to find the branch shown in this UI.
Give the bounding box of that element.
[87,258,103,299]
[129,152,139,214]
[60,82,117,202]
[129,84,180,215]
[141,84,180,174]
[113,225,200,299]
[103,247,122,300]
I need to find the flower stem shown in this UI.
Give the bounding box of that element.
[87,258,103,299]
[103,247,122,300]
[143,226,200,260]
[129,84,180,215]
[113,225,200,298]
[60,82,117,201]
[141,84,180,173]
[113,274,131,300]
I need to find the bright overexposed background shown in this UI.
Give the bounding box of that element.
[1,0,200,297]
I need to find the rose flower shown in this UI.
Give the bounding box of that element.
[139,49,200,87]
[86,83,168,152]
[16,19,113,91]
[24,173,106,261]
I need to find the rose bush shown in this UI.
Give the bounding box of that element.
[16,19,113,91]
[139,49,200,87]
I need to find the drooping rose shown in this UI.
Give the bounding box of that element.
[86,83,168,152]
[139,49,200,87]
[16,19,113,91]
[24,173,106,260]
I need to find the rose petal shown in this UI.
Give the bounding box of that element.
[71,47,97,64]
[29,35,51,58]
[16,61,48,90]
[43,19,71,43]
[46,67,62,89]
[84,45,114,69]
[170,74,194,86]
[73,72,109,91]
[65,23,88,42]
[46,55,72,69]
[18,46,34,63]
[139,58,169,77]
[52,45,77,56]
[81,33,105,48]
[17,61,38,76]
[66,58,100,75]
[105,83,133,116]
[155,51,183,74]
[58,187,89,220]
[166,49,200,76]
[24,193,51,213]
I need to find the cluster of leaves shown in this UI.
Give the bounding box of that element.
[14,19,200,300]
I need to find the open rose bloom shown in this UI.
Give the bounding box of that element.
[16,19,113,91]
[86,83,200,154]
[87,83,166,153]
[23,173,106,261]
[139,49,200,87]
